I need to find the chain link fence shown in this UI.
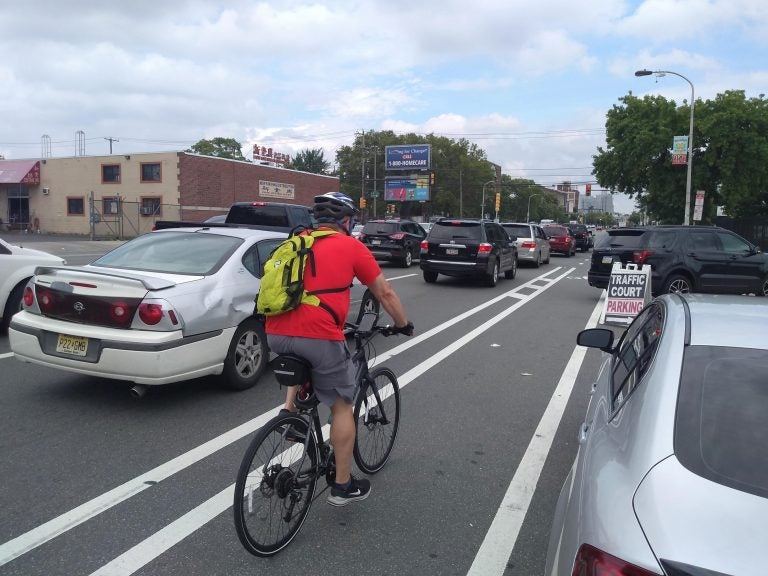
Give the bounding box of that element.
[89,195,182,240]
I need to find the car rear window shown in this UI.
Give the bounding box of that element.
[594,229,646,249]
[362,222,398,235]
[92,231,243,275]
[675,345,768,499]
[568,224,587,233]
[503,225,531,238]
[429,221,482,241]
[226,204,289,227]
[544,226,567,237]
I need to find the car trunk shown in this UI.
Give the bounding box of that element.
[425,222,482,259]
[362,222,400,248]
[590,230,647,274]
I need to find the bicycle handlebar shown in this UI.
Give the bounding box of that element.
[379,321,414,337]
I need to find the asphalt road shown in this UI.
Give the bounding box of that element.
[0,239,613,576]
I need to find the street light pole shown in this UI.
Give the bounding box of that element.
[526,193,542,223]
[635,69,695,226]
[481,180,495,219]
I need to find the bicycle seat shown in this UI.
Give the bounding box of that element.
[271,354,318,409]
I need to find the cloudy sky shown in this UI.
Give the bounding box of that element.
[1,1,766,213]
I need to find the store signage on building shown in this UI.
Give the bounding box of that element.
[601,262,652,325]
[259,180,295,200]
[253,145,290,166]
[384,145,431,171]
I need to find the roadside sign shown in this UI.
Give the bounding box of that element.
[693,191,705,221]
[601,262,652,325]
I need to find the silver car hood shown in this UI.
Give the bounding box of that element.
[634,456,768,575]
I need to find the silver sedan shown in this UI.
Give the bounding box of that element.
[546,293,768,575]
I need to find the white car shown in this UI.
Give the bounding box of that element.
[1,237,66,331]
[10,227,287,396]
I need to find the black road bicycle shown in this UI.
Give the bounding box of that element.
[233,312,405,556]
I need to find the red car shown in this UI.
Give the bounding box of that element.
[543,225,576,257]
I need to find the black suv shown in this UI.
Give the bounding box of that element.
[359,219,426,267]
[419,218,518,286]
[565,223,590,252]
[588,225,768,296]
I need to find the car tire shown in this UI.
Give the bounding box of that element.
[759,276,768,297]
[1,281,26,333]
[402,249,413,268]
[423,271,438,283]
[504,256,517,279]
[355,289,380,324]
[544,250,550,264]
[663,274,693,295]
[221,317,269,391]
[486,261,499,287]
[533,252,541,268]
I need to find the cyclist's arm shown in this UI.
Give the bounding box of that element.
[366,273,409,328]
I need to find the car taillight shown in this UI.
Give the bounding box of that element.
[109,301,133,325]
[359,233,366,241]
[478,243,492,253]
[420,240,429,250]
[389,232,405,240]
[23,286,35,307]
[571,544,659,576]
[633,250,654,264]
[520,241,537,249]
[37,288,55,312]
[138,303,164,325]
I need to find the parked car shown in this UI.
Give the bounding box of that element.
[545,293,768,576]
[501,222,550,268]
[155,201,316,234]
[1,237,66,332]
[419,218,517,286]
[358,218,426,267]
[543,225,576,257]
[564,222,590,252]
[588,225,768,296]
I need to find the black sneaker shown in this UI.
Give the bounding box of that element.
[277,409,306,443]
[327,476,371,506]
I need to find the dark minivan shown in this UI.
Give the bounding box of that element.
[419,218,517,286]
[588,225,768,296]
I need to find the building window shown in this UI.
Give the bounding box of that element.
[67,197,85,215]
[102,164,121,183]
[102,197,120,215]
[140,197,162,216]
[141,163,162,182]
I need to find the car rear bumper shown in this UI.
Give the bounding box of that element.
[9,311,233,385]
[367,247,409,261]
[420,258,490,277]
[588,270,610,289]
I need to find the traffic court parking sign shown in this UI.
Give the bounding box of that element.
[600,262,652,325]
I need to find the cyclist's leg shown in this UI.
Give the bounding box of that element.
[329,397,355,484]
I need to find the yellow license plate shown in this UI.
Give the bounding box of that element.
[56,334,89,357]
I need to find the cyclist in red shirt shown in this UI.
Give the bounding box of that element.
[266,192,413,506]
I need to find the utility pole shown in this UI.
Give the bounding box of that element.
[105,137,119,154]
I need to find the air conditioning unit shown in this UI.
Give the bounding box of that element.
[42,187,50,195]
[139,207,156,216]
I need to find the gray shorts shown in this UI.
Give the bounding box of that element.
[267,335,358,406]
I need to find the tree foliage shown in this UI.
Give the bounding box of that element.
[187,137,247,161]
[593,90,768,223]
[288,148,331,174]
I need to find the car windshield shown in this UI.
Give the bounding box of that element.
[676,345,768,498]
[595,229,646,249]
[429,221,482,241]
[503,225,531,238]
[91,231,243,275]
[362,222,398,235]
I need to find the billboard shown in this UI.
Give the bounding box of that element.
[385,145,431,171]
[384,174,430,201]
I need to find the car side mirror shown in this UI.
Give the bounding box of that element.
[577,328,615,353]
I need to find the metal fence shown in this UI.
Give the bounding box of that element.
[89,196,182,240]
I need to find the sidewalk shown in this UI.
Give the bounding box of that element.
[2,231,127,254]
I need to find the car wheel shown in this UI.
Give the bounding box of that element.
[664,274,693,294]
[565,248,571,258]
[504,256,517,279]
[1,281,26,333]
[544,250,550,264]
[759,276,768,297]
[423,271,438,283]
[486,261,499,287]
[221,317,268,391]
[355,289,380,324]
[533,252,541,268]
[402,249,413,268]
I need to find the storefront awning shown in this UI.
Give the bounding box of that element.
[0,160,41,184]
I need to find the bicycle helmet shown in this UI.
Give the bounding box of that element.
[313,192,359,220]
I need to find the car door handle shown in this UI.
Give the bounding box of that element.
[578,422,590,444]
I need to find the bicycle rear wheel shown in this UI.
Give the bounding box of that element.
[233,414,318,557]
[353,367,401,474]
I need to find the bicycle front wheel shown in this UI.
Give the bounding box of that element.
[233,414,319,557]
[353,367,401,474]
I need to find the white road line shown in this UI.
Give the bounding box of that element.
[87,267,576,576]
[0,267,572,568]
[466,293,605,576]
[0,352,13,360]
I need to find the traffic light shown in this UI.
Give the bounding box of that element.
[495,192,501,212]
[359,197,367,209]
[585,184,592,196]
[430,172,435,185]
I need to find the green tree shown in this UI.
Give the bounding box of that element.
[187,137,247,161]
[289,148,331,174]
[593,91,768,224]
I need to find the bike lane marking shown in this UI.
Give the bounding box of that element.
[466,293,605,576]
[0,267,572,569]
[87,266,577,576]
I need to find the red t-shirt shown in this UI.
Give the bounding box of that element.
[265,229,382,341]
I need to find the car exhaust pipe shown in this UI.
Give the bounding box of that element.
[130,384,149,399]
